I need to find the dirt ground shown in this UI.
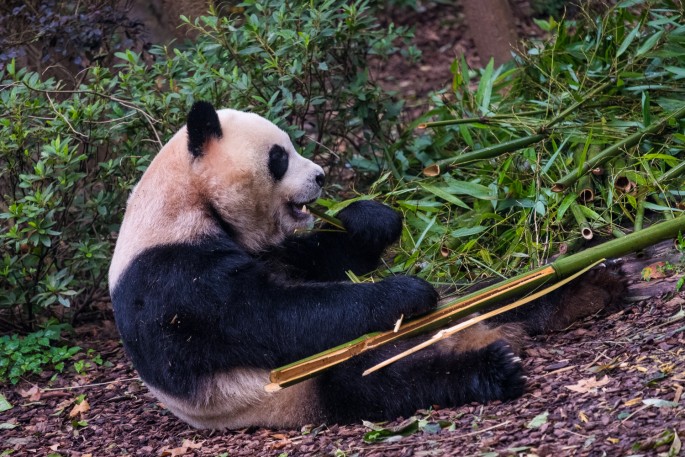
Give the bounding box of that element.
[3,266,684,456]
[2,2,685,457]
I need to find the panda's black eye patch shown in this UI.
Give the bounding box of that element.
[268,145,289,181]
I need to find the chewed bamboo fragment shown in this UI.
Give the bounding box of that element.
[577,174,595,203]
[570,201,594,240]
[611,157,635,193]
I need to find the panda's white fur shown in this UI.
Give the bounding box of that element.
[110,102,622,430]
[109,108,324,289]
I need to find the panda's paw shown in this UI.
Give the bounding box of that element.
[337,201,402,251]
[479,340,526,401]
[377,275,439,325]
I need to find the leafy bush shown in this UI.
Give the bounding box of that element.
[0,0,143,75]
[382,0,685,284]
[0,323,80,384]
[0,0,415,324]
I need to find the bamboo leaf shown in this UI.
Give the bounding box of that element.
[636,30,663,56]
[443,178,495,200]
[641,91,651,127]
[617,24,641,58]
[450,226,488,238]
[419,184,470,209]
[476,58,495,115]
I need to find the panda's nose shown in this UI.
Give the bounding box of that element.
[315,173,325,188]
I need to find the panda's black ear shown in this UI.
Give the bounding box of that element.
[187,101,223,157]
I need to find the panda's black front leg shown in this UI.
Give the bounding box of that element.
[228,272,439,367]
[270,201,403,281]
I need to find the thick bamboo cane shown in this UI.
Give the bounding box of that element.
[266,215,685,391]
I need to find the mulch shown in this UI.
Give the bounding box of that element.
[2,281,684,456]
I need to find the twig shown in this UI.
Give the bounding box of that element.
[21,83,163,148]
[40,377,141,391]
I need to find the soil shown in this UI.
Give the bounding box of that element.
[2,3,685,457]
[3,265,684,456]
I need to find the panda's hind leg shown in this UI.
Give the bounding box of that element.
[318,324,526,423]
[489,266,625,335]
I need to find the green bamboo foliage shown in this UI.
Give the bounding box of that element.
[386,0,685,284]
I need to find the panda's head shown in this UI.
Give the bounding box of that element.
[187,101,325,251]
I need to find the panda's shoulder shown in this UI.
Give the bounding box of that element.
[122,236,257,287]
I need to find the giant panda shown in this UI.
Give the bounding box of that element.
[109,101,623,429]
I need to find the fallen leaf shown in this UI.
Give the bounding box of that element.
[526,411,549,429]
[19,385,42,402]
[69,399,90,418]
[670,430,682,457]
[641,262,671,281]
[0,394,13,412]
[579,411,589,423]
[160,440,203,456]
[642,398,679,408]
[607,437,620,444]
[565,375,611,394]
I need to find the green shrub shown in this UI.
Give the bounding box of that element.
[0,1,416,324]
[0,323,81,384]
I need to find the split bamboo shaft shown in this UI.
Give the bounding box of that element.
[267,215,685,390]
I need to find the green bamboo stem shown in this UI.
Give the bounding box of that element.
[570,201,594,240]
[652,196,674,220]
[435,134,546,167]
[577,174,595,203]
[418,110,547,129]
[268,215,685,390]
[612,157,632,192]
[308,206,345,230]
[552,214,685,275]
[634,199,646,232]
[658,161,685,184]
[553,103,685,192]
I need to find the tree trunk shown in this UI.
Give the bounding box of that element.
[461,0,518,66]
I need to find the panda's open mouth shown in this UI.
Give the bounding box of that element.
[287,200,315,221]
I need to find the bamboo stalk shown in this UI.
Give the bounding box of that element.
[434,134,546,167]
[658,161,685,184]
[308,206,345,230]
[417,110,547,129]
[634,199,646,232]
[577,174,595,203]
[266,265,557,390]
[362,259,604,376]
[612,157,634,193]
[570,201,594,240]
[553,103,685,192]
[266,215,685,391]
